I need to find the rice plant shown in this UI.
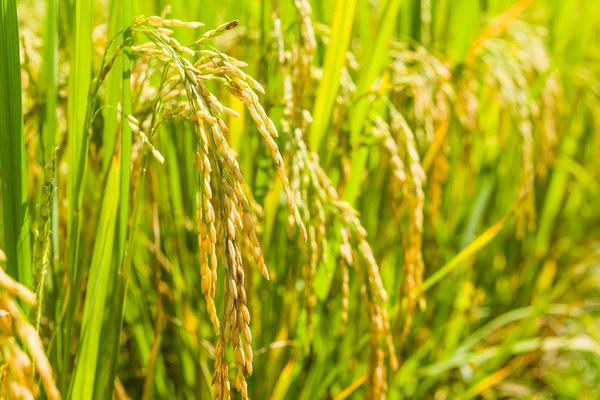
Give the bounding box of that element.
[1,0,599,399]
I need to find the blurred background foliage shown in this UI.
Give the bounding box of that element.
[1,0,600,398]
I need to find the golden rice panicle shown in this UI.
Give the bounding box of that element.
[367,324,387,400]
[284,128,326,345]
[302,225,318,341]
[340,262,350,334]
[273,15,286,65]
[375,117,407,185]
[428,143,449,222]
[472,25,548,239]
[349,246,392,400]
[193,20,239,46]
[510,38,537,236]
[339,229,353,335]
[372,116,407,225]
[0,269,37,307]
[0,332,39,399]
[219,196,253,400]
[189,105,222,337]
[516,113,536,239]
[386,44,453,228]
[293,0,317,55]
[224,79,307,241]
[126,115,165,164]
[455,76,479,130]
[238,192,270,280]
[212,337,231,399]
[163,19,204,29]
[137,15,204,29]
[386,46,451,328]
[131,19,311,398]
[195,149,220,335]
[310,156,398,392]
[353,221,398,373]
[536,72,559,177]
[374,111,428,317]
[216,137,270,280]
[389,106,427,336]
[0,267,60,400]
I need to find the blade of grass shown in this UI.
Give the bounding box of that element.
[455,353,537,400]
[59,0,93,389]
[343,0,404,205]
[309,0,358,151]
[446,0,480,65]
[268,356,297,400]
[42,0,58,157]
[103,4,134,396]
[41,0,60,318]
[67,164,120,399]
[117,0,133,284]
[101,0,124,174]
[454,304,585,356]
[420,335,600,377]
[332,373,368,400]
[0,0,33,288]
[66,0,93,288]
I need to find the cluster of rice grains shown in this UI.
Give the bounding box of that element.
[129,16,305,399]
[466,22,559,237]
[285,137,399,398]
[370,108,427,339]
[328,187,399,400]
[332,42,451,346]
[274,3,397,398]
[274,0,321,340]
[377,28,558,338]
[0,265,60,400]
[387,44,452,217]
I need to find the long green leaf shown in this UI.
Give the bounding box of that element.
[102,3,134,397]
[0,0,33,287]
[343,0,403,205]
[42,0,60,303]
[68,165,120,399]
[309,0,358,151]
[61,0,93,390]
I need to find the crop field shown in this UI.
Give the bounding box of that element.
[0,0,599,398]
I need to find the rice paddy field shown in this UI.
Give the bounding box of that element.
[0,0,599,398]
